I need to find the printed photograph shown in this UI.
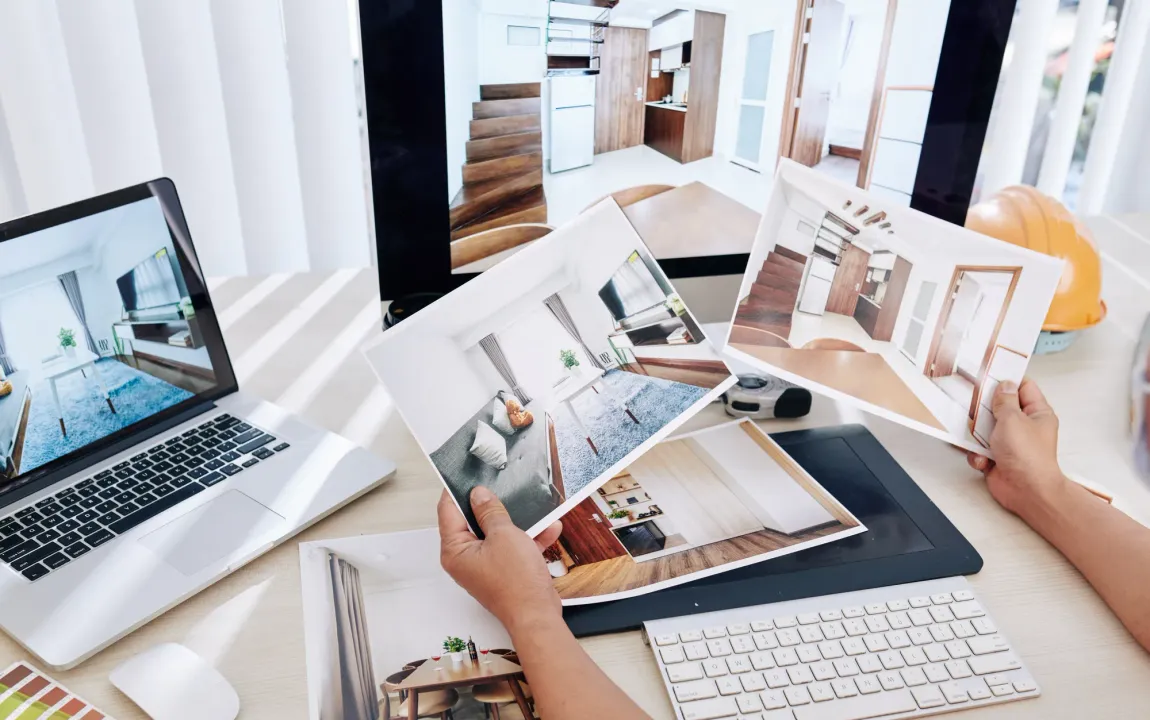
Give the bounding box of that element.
[725,161,1064,453]
[365,200,736,536]
[0,198,216,483]
[301,529,535,720]
[1134,316,1150,480]
[546,419,864,604]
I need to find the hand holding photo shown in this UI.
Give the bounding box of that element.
[364,200,737,537]
[725,162,1065,454]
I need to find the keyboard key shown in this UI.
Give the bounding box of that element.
[972,617,997,635]
[832,659,858,677]
[773,616,797,628]
[911,684,946,709]
[730,636,755,654]
[990,684,1014,697]
[14,507,37,520]
[95,501,117,514]
[61,506,82,519]
[968,685,992,701]
[58,532,81,546]
[923,664,950,683]
[900,667,928,687]
[135,493,158,507]
[242,458,260,468]
[856,655,883,674]
[253,448,274,460]
[763,669,788,688]
[951,600,986,620]
[11,542,62,572]
[968,652,1021,675]
[841,606,865,618]
[77,510,99,523]
[97,512,120,526]
[967,635,1009,655]
[154,484,176,497]
[666,663,701,683]
[945,659,972,679]
[952,589,974,601]
[679,631,703,642]
[701,659,727,678]
[37,529,60,543]
[735,693,762,713]
[672,679,715,702]
[784,686,811,705]
[108,484,204,535]
[749,652,774,671]
[678,696,736,720]
[64,542,90,559]
[20,564,49,582]
[741,673,766,692]
[201,472,227,487]
[80,497,100,509]
[787,665,814,685]
[654,633,678,646]
[22,524,47,539]
[87,530,114,547]
[706,639,731,657]
[113,492,135,504]
[237,435,276,454]
[876,671,903,690]
[716,677,741,696]
[797,613,820,625]
[44,553,70,570]
[232,428,262,445]
[659,646,685,664]
[273,442,290,452]
[78,523,101,536]
[220,464,243,477]
[886,599,909,611]
[1013,679,1037,693]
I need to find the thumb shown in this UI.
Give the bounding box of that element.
[991,380,1023,421]
[470,486,516,536]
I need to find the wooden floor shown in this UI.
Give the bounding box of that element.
[730,344,946,432]
[621,360,730,390]
[116,355,216,395]
[553,522,847,601]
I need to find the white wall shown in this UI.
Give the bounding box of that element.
[444,0,481,200]
[1104,36,1150,214]
[690,424,834,534]
[478,8,547,86]
[826,1,887,148]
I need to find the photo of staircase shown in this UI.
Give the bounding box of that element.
[730,248,805,346]
[449,83,549,264]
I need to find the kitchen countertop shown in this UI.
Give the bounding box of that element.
[858,294,882,309]
[645,101,688,113]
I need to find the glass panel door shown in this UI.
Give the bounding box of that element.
[732,31,774,170]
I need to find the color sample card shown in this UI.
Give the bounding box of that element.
[0,663,109,719]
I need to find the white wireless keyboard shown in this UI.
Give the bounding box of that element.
[644,578,1038,720]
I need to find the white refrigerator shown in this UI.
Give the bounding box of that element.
[798,256,837,315]
[549,75,596,172]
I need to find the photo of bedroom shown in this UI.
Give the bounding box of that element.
[547,419,863,604]
[725,162,1064,452]
[365,200,735,536]
[431,0,959,272]
[300,529,536,720]
[0,198,216,482]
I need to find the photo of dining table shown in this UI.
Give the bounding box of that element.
[393,653,532,720]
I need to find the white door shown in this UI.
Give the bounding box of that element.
[551,106,595,172]
[732,30,774,171]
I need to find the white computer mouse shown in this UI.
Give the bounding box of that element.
[110,643,240,720]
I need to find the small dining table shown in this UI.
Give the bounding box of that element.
[396,654,532,720]
[553,367,640,455]
[621,181,762,260]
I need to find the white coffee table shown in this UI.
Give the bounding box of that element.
[553,367,639,454]
[40,349,116,436]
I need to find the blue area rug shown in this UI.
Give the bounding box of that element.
[552,369,708,496]
[20,358,194,474]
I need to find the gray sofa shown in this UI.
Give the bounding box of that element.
[431,394,561,533]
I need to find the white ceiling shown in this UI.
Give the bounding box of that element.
[0,205,128,280]
[609,0,738,27]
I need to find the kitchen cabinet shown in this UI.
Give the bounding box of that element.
[661,44,684,71]
[645,105,686,162]
[853,256,913,342]
[649,10,694,51]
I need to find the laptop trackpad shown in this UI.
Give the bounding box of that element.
[139,491,287,576]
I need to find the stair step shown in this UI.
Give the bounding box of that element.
[756,268,802,292]
[773,245,808,265]
[473,97,542,120]
[462,150,543,184]
[748,283,799,309]
[480,82,542,101]
[766,252,806,273]
[451,223,552,270]
[761,257,805,282]
[452,187,547,241]
[729,325,793,348]
[471,113,541,140]
[736,303,794,326]
[466,131,543,162]
[733,315,792,337]
[450,169,543,229]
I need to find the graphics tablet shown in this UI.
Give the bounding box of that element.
[563,424,981,636]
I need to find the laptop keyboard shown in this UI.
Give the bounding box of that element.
[0,414,290,583]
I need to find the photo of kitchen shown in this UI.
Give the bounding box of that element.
[726,161,1064,452]
[366,201,735,537]
[300,529,537,720]
[546,419,864,604]
[440,0,959,272]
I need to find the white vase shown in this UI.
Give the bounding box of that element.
[547,560,569,578]
[450,652,464,667]
[63,346,76,358]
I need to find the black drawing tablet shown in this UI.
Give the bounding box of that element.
[564,424,982,636]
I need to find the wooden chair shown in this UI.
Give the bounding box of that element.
[450,224,553,270]
[489,648,514,657]
[381,669,458,720]
[729,325,793,348]
[403,658,428,670]
[583,184,676,213]
[802,338,866,352]
[473,652,533,719]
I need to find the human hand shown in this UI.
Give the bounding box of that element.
[438,487,564,636]
[967,379,1068,518]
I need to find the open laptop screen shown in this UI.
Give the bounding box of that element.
[0,180,236,501]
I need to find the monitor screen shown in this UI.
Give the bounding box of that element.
[0,184,234,498]
[358,0,1015,298]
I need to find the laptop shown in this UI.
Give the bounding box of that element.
[0,179,395,669]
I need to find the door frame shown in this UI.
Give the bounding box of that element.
[731,29,777,172]
[922,266,1022,419]
[777,0,898,184]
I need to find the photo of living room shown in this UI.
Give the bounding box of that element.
[436,0,958,272]
[366,200,735,536]
[725,162,1064,452]
[0,198,217,482]
[547,419,864,604]
[301,529,536,720]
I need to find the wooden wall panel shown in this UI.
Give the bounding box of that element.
[559,496,628,566]
[681,11,726,164]
[646,50,673,102]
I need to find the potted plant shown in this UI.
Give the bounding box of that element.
[543,543,568,578]
[559,349,580,377]
[443,636,467,666]
[608,508,632,524]
[58,328,77,358]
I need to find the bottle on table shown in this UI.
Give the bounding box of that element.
[467,636,478,662]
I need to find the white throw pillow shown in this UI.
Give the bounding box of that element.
[491,398,514,435]
[470,421,508,470]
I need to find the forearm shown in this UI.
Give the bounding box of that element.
[509,613,651,720]
[1021,479,1150,651]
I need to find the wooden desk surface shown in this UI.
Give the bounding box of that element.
[0,214,1147,718]
[623,181,761,261]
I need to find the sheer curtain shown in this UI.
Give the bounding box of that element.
[0,281,83,369]
[0,0,372,277]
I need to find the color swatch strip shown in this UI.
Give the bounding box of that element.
[0,662,109,719]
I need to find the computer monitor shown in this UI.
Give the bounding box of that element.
[358,0,1017,308]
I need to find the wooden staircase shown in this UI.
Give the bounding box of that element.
[731,249,806,346]
[450,83,548,244]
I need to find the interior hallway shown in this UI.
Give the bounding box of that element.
[553,522,846,601]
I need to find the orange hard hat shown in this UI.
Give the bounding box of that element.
[966,185,1106,332]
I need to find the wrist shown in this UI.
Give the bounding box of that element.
[1017,472,1078,539]
[505,605,566,643]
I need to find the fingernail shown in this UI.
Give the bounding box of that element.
[471,486,494,504]
[999,381,1018,393]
